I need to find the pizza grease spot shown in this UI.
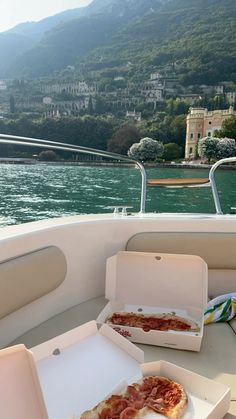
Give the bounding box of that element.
[52,348,61,356]
[155,256,162,261]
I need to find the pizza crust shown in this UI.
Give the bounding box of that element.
[80,410,99,419]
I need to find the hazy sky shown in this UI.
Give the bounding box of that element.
[0,0,93,33]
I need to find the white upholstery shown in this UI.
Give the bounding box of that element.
[126,232,236,298]
[126,232,236,269]
[0,246,67,319]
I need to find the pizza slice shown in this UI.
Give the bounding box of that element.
[106,312,200,332]
[80,375,188,419]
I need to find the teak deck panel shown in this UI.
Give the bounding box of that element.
[147,178,210,186]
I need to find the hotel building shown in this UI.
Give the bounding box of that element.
[185,106,236,159]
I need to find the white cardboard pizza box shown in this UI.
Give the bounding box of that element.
[97,251,208,351]
[0,344,48,419]
[30,320,230,419]
[141,361,230,419]
[32,320,144,419]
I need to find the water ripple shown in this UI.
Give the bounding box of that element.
[0,163,234,226]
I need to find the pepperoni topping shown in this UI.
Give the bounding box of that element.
[126,385,142,401]
[96,376,186,419]
[112,399,129,415]
[99,407,112,419]
[108,312,194,331]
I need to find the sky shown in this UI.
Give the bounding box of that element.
[0,0,93,33]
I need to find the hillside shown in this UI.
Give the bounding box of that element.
[1,0,236,85]
[0,6,89,76]
[82,0,236,85]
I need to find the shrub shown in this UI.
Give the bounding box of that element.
[128,137,164,161]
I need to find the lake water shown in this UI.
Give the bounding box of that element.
[0,163,235,226]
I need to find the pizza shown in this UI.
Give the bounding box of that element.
[80,375,188,419]
[106,312,200,333]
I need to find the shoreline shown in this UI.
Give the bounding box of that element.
[0,161,210,169]
[0,159,235,170]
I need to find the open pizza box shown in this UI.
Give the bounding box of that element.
[28,320,230,418]
[97,251,208,351]
[0,344,48,419]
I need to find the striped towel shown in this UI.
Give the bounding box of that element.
[204,292,236,324]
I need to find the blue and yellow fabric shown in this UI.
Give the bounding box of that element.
[204,292,236,324]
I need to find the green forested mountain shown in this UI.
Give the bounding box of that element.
[0,6,88,76]
[82,0,236,85]
[1,0,236,85]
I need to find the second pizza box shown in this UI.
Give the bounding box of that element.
[0,344,48,419]
[97,251,208,351]
[30,321,230,419]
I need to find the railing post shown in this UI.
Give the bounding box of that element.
[209,157,236,215]
[135,161,147,213]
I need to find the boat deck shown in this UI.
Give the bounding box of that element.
[10,296,236,418]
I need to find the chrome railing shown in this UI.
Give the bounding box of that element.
[0,134,147,213]
[209,156,236,215]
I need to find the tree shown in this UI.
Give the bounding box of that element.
[107,125,141,155]
[128,137,164,161]
[168,114,186,146]
[94,96,106,114]
[166,98,189,116]
[216,116,236,140]
[216,138,236,159]
[38,150,58,161]
[87,95,94,114]
[198,136,236,162]
[0,115,116,153]
[10,95,15,114]
[163,143,182,161]
[198,137,219,162]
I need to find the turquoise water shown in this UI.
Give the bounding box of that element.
[0,163,235,226]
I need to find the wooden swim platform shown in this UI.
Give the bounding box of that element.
[147,178,210,187]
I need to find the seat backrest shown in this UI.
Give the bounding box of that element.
[0,246,67,319]
[126,232,236,297]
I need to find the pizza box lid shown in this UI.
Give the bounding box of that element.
[0,344,48,419]
[105,251,208,309]
[31,320,144,419]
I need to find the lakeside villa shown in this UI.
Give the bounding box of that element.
[185,106,236,159]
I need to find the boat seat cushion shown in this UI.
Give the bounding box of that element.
[0,246,67,319]
[126,232,236,297]
[126,232,236,269]
[229,317,236,334]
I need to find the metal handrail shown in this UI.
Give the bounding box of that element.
[0,133,147,213]
[209,156,236,215]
